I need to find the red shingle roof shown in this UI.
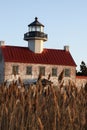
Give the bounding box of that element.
[76,76,87,79]
[1,46,76,66]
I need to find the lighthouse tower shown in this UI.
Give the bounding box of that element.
[24,17,48,53]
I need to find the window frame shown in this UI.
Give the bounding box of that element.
[0,54,2,61]
[26,66,32,75]
[12,65,19,74]
[39,66,45,76]
[64,68,71,77]
[52,68,57,76]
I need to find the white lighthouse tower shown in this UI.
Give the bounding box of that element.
[24,17,48,53]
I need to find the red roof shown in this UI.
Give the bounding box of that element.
[1,46,76,66]
[76,76,87,79]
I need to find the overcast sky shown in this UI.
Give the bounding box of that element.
[0,0,87,70]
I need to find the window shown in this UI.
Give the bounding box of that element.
[39,67,45,76]
[29,26,32,32]
[64,68,71,77]
[32,26,35,31]
[36,26,41,31]
[52,68,57,76]
[12,65,19,74]
[26,66,32,75]
[41,26,44,32]
[0,54,2,61]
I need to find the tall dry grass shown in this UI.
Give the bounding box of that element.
[0,79,86,130]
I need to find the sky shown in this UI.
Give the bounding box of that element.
[0,0,87,70]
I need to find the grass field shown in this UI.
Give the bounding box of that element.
[0,78,86,130]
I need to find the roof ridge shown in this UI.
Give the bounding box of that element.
[44,48,65,51]
[5,45,28,48]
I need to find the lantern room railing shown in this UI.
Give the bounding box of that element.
[24,31,48,41]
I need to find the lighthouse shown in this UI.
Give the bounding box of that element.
[24,17,48,53]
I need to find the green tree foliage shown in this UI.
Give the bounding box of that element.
[77,61,87,76]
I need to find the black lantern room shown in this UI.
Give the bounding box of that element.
[24,17,48,41]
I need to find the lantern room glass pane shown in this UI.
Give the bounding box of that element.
[32,26,35,31]
[36,26,41,31]
[29,26,32,32]
[41,26,44,32]
[29,26,44,32]
[29,26,36,31]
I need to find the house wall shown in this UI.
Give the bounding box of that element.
[4,62,76,85]
[0,48,4,83]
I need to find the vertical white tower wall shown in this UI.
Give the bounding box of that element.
[28,39,43,53]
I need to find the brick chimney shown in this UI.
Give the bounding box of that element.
[64,45,69,51]
[0,41,5,46]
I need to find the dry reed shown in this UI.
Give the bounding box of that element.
[0,78,86,130]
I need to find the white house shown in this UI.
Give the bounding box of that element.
[0,17,77,85]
